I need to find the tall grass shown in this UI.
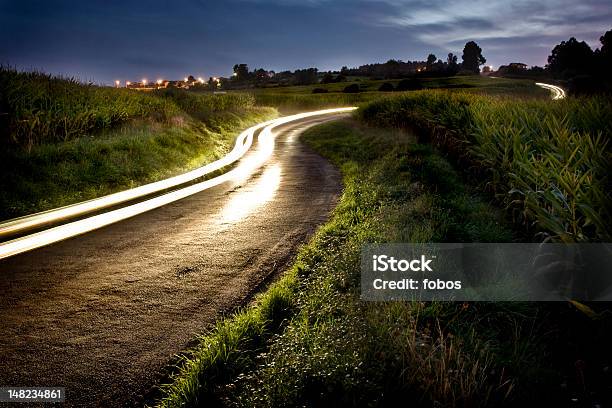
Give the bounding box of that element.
[0,67,276,219]
[0,67,178,149]
[359,91,612,242]
[0,67,260,150]
[156,88,255,113]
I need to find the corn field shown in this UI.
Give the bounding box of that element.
[0,67,255,150]
[359,91,612,242]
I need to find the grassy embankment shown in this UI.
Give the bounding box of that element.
[156,87,612,407]
[359,91,611,242]
[251,76,549,112]
[0,68,276,220]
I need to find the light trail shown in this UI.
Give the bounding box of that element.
[536,82,566,100]
[0,120,271,238]
[0,107,357,260]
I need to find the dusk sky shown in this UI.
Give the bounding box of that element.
[1,0,610,84]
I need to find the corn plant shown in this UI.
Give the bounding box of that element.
[359,90,611,242]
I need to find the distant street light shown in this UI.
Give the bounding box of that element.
[157,79,163,85]
[198,77,204,84]
[142,78,148,86]
[115,80,120,88]
[184,77,189,82]
[126,81,131,87]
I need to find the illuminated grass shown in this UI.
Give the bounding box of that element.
[0,68,277,219]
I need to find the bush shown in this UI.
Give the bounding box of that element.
[343,84,361,93]
[395,78,423,91]
[311,88,329,94]
[378,82,394,92]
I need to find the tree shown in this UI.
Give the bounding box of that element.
[378,82,394,92]
[547,37,593,78]
[426,54,437,69]
[293,68,318,85]
[343,83,360,93]
[461,41,486,73]
[396,78,422,91]
[232,64,250,81]
[321,73,335,84]
[253,68,270,86]
[208,76,220,88]
[597,29,612,73]
[446,52,459,75]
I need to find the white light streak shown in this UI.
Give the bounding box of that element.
[0,107,357,259]
[536,82,566,100]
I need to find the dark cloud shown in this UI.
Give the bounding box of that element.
[0,0,610,83]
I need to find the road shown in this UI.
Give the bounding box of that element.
[0,115,345,407]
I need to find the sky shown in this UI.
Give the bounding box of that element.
[1,0,610,84]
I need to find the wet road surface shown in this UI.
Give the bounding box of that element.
[0,115,344,407]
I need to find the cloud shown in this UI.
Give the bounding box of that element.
[372,0,611,51]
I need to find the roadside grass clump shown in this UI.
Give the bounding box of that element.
[155,88,256,121]
[359,91,612,242]
[156,273,298,408]
[157,119,549,407]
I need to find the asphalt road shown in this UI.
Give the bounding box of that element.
[0,115,344,407]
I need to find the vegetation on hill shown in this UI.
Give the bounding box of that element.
[359,91,612,242]
[250,76,548,112]
[0,67,276,220]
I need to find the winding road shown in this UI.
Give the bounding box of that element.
[0,113,348,407]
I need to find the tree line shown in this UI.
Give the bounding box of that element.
[206,28,612,95]
[226,41,487,88]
